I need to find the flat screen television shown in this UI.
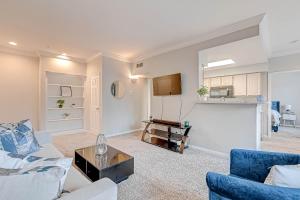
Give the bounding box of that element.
[153,73,182,96]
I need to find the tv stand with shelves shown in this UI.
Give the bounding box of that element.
[141,119,191,154]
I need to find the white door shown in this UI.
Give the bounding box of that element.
[233,74,247,96]
[247,73,261,96]
[90,76,100,134]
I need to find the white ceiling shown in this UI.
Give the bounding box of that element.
[0,0,300,61]
[203,36,268,70]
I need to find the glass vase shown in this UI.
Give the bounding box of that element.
[96,134,107,155]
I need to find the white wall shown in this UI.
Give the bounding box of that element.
[0,52,39,129]
[271,71,300,125]
[102,56,147,135]
[269,53,300,72]
[134,27,261,153]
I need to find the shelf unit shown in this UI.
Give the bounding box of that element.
[48,107,84,110]
[46,72,86,132]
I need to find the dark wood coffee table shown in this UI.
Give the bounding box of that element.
[74,145,134,183]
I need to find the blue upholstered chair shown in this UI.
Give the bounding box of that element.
[206,149,300,200]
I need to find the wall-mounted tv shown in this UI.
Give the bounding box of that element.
[153,73,182,96]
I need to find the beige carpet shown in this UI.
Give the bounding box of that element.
[261,128,300,154]
[53,132,228,200]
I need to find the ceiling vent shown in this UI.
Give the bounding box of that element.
[136,63,143,68]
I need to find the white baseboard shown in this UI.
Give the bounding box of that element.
[106,128,143,138]
[189,145,229,159]
[36,129,88,136]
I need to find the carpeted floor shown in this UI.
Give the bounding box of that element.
[53,132,229,200]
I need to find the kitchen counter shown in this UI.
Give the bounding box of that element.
[197,97,264,105]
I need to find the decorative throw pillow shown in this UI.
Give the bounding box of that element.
[0,119,40,155]
[0,150,26,169]
[0,156,73,200]
[22,156,73,193]
[265,164,300,188]
[0,166,66,200]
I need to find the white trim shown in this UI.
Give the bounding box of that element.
[132,14,265,62]
[36,129,88,136]
[105,128,143,138]
[86,52,103,63]
[189,145,229,159]
[101,52,132,63]
[37,50,86,64]
[271,48,300,58]
[0,45,37,58]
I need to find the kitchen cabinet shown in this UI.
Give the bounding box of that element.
[204,78,211,88]
[210,77,221,87]
[246,73,261,96]
[221,76,233,86]
[233,74,247,96]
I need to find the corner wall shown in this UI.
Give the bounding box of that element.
[0,52,39,129]
[102,56,147,135]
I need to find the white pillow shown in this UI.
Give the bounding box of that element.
[0,150,25,169]
[0,154,73,199]
[0,166,65,200]
[22,156,73,193]
[265,164,300,188]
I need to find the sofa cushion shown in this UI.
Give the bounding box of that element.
[0,165,65,200]
[0,120,40,155]
[31,143,91,192]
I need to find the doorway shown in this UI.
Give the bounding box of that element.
[90,76,101,134]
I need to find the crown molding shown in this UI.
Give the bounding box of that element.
[37,50,87,64]
[132,14,265,63]
[271,48,300,58]
[101,51,132,63]
[86,51,132,63]
[0,45,37,58]
[86,52,103,63]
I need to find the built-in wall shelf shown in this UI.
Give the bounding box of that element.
[48,107,84,110]
[48,118,83,122]
[46,72,86,132]
[48,96,84,99]
[48,83,85,88]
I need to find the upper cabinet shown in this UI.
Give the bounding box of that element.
[210,77,221,87]
[204,78,211,88]
[233,74,247,96]
[221,76,233,86]
[246,73,261,96]
[205,72,263,97]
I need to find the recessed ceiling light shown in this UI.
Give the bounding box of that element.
[205,59,235,68]
[8,41,17,46]
[57,53,69,60]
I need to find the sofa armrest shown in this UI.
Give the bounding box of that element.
[230,149,300,182]
[206,172,300,200]
[59,178,117,200]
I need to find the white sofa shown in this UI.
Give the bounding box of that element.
[34,133,118,200]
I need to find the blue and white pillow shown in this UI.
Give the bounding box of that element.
[0,120,40,155]
[0,153,72,199]
[0,165,66,200]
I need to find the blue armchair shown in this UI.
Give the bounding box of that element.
[206,149,300,200]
